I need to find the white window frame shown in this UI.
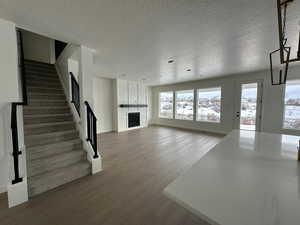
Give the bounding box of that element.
[159,91,174,119]
[175,89,194,121]
[196,87,222,123]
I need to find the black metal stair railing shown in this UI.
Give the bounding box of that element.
[11,30,28,184]
[11,103,23,184]
[84,101,99,159]
[70,72,80,116]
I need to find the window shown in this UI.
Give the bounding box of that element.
[175,90,194,120]
[197,87,221,122]
[159,92,174,119]
[283,80,300,129]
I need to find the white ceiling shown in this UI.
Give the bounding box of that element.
[0,0,300,85]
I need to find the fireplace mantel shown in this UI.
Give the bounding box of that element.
[119,104,148,108]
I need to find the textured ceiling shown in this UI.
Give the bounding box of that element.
[0,0,300,85]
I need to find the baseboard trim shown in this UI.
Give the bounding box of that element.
[0,184,7,194]
[97,130,115,134]
[117,125,148,133]
[0,191,7,206]
[150,124,227,137]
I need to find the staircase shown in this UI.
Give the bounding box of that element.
[23,60,91,197]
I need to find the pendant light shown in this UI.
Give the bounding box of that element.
[269,0,300,85]
[270,46,291,85]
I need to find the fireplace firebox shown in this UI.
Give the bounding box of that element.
[128,112,140,128]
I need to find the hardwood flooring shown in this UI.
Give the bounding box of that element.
[0,126,223,225]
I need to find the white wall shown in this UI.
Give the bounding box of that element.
[68,59,79,80]
[0,19,20,193]
[0,106,9,194]
[151,66,300,136]
[22,30,55,64]
[114,79,151,132]
[79,46,95,137]
[56,44,80,100]
[93,77,114,133]
[56,44,101,172]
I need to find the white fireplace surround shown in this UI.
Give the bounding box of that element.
[114,79,151,132]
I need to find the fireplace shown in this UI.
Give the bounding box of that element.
[128,112,140,128]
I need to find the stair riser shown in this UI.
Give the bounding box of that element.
[28,165,90,197]
[28,94,65,101]
[25,71,58,78]
[24,107,70,115]
[25,69,56,74]
[25,65,56,72]
[27,81,61,88]
[28,153,85,177]
[27,87,63,95]
[24,115,73,125]
[29,101,67,107]
[27,142,83,160]
[25,123,76,135]
[24,61,56,69]
[25,132,78,147]
[25,68,57,77]
[27,76,60,83]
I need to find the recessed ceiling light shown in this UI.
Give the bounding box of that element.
[168,60,174,64]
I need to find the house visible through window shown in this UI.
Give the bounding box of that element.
[159,92,174,119]
[175,90,194,120]
[283,80,300,130]
[197,87,221,122]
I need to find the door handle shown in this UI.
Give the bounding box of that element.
[236,112,240,118]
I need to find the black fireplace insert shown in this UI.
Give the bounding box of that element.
[128,112,140,128]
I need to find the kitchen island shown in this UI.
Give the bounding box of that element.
[164,130,300,225]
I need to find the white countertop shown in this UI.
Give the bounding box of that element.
[164,130,300,225]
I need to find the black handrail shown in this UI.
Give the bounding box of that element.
[18,30,28,105]
[11,103,23,184]
[84,101,99,159]
[11,30,28,184]
[70,72,80,116]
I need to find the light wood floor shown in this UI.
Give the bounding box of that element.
[0,126,223,225]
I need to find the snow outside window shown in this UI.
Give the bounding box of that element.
[197,87,221,123]
[283,80,300,130]
[159,92,174,119]
[175,90,194,120]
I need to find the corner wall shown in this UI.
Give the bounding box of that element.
[93,77,114,133]
[0,19,20,193]
[151,66,300,136]
[22,30,55,64]
[55,44,80,100]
